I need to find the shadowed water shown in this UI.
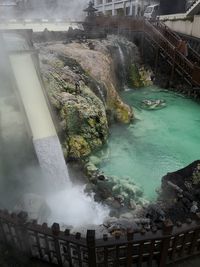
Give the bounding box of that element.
[99,87,200,200]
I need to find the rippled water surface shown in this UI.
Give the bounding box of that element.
[99,87,200,200]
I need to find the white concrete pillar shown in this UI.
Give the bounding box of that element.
[10,53,70,188]
[102,0,106,14]
[112,0,115,15]
[130,1,133,16]
[135,0,139,15]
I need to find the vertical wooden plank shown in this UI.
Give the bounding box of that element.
[34,231,44,259]
[178,233,187,258]
[64,230,73,267]
[154,47,159,74]
[127,231,134,267]
[41,224,52,263]
[52,223,63,266]
[0,219,6,242]
[169,48,176,87]
[170,236,179,261]
[87,230,96,267]
[17,212,31,254]
[115,244,120,267]
[189,229,200,255]
[148,240,155,267]
[159,220,174,267]
[138,242,144,267]
[75,234,82,266]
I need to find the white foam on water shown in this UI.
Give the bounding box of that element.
[46,185,109,228]
[118,44,127,86]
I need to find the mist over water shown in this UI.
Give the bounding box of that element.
[0,32,109,228]
[46,186,109,228]
[1,0,88,20]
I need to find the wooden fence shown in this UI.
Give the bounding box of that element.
[1,210,200,267]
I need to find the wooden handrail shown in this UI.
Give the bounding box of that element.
[150,20,200,66]
[84,16,200,87]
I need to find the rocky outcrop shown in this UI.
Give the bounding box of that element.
[84,155,149,218]
[160,161,200,222]
[129,64,153,88]
[38,36,140,158]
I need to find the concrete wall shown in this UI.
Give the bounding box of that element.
[94,0,159,16]
[164,15,200,39]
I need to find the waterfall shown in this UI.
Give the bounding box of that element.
[96,85,106,104]
[117,44,127,87]
[33,136,70,188]
[4,33,109,229]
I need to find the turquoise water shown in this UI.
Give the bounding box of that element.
[99,87,200,200]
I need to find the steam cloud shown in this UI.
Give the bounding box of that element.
[16,0,89,20]
[56,0,89,20]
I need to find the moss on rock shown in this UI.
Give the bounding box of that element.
[129,64,153,88]
[38,36,143,158]
[68,135,91,158]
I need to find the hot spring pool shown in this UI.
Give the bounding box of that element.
[98,87,200,200]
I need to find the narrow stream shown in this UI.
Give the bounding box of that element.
[98,86,200,200]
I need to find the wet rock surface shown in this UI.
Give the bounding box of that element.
[36,33,200,233]
[37,36,142,158]
[83,160,200,234]
[84,155,150,224]
[160,160,200,223]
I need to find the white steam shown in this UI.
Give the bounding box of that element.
[16,0,89,20]
[55,0,89,20]
[46,185,109,228]
[0,32,109,230]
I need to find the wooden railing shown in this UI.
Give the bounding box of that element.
[1,210,200,267]
[84,16,200,87]
[186,0,198,11]
[150,20,200,66]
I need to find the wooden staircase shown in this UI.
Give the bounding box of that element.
[84,16,200,88]
[186,0,200,16]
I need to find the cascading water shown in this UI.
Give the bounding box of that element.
[117,43,127,87]
[1,33,109,229]
[96,85,106,104]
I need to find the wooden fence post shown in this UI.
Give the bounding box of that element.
[0,211,6,243]
[16,212,30,254]
[127,230,134,267]
[87,230,96,267]
[159,219,174,267]
[52,223,63,266]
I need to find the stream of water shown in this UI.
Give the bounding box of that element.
[0,33,109,227]
[98,86,200,200]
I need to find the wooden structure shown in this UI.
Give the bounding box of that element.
[1,210,200,267]
[159,0,186,15]
[84,16,200,89]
